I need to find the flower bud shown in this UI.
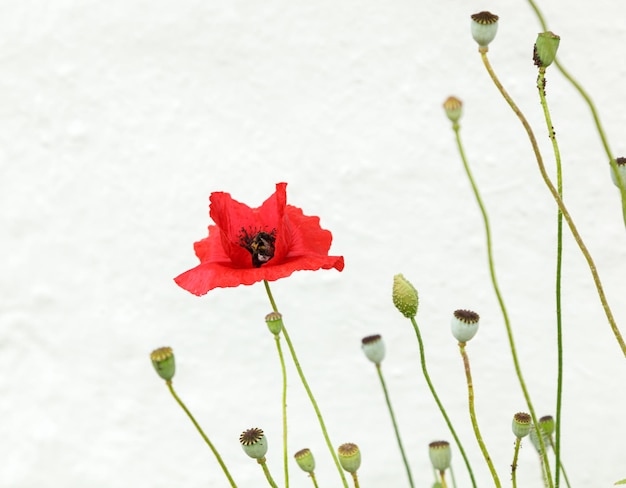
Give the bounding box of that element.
[443,96,463,124]
[512,412,532,438]
[533,31,560,68]
[610,157,626,188]
[265,311,283,335]
[451,309,480,343]
[361,334,385,364]
[392,274,419,318]
[470,11,499,50]
[428,440,451,472]
[150,346,175,381]
[240,427,268,460]
[294,448,315,473]
[338,443,361,473]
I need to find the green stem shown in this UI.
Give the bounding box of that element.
[259,458,279,488]
[375,363,415,488]
[526,0,626,227]
[458,343,501,487]
[166,381,238,488]
[263,280,350,488]
[440,470,449,488]
[537,68,564,488]
[548,437,572,488]
[479,50,626,358]
[409,316,477,488]
[512,438,522,488]
[351,472,361,488]
[450,463,458,488]
[309,472,320,488]
[448,114,551,484]
[274,334,289,488]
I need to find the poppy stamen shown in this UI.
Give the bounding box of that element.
[239,228,277,267]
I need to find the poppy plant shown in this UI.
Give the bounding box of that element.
[175,182,344,295]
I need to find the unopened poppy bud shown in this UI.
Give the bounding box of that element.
[338,443,361,473]
[428,440,451,471]
[150,346,175,381]
[392,274,419,318]
[610,157,626,188]
[471,11,499,50]
[443,96,463,124]
[240,427,268,460]
[265,311,283,335]
[533,31,560,68]
[361,334,385,364]
[451,309,480,343]
[512,412,532,438]
[294,448,315,473]
[539,415,555,437]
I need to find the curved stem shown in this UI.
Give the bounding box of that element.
[458,343,501,487]
[511,437,522,488]
[274,334,289,488]
[537,68,564,488]
[166,381,238,488]
[480,50,626,357]
[526,0,626,227]
[259,458,279,488]
[409,316,477,488]
[375,363,415,488]
[263,280,350,488]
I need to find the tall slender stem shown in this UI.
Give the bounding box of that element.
[351,472,361,488]
[537,67,564,488]
[479,50,626,357]
[259,458,279,488]
[458,343,501,487]
[263,280,349,488]
[166,381,238,488]
[375,363,415,488]
[409,316,477,488]
[511,437,522,488]
[274,334,289,488]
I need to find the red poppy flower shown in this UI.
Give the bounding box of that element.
[174,182,344,295]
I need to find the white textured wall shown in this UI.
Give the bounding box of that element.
[2,1,626,487]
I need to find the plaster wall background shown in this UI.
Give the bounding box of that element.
[2,0,626,486]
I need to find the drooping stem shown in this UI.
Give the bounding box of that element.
[511,437,522,488]
[479,49,626,358]
[166,381,238,488]
[526,0,626,227]
[536,67,564,488]
[375,363,415,488]
[409,316,477,488]
[258,458,280,488]
[458,342,501,487]
[274,334,289,488]
[263,280,350,488]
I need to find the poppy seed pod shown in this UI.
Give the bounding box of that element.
[361,334,385,364]
[150,346,175,381]
[265,311,283,335]
[451,309,480,343]
[337,443,361,473]
[610,157,626,188]
[240,428,268,460]
[392,274,419,318]
[443,96,463,124]
[294,448,315,473]
[471,11,499,50]
[533,31,560,68]
[428,440,452,471]
[512,412,532,438]
[529,424,550,454]
[539,415,555,437]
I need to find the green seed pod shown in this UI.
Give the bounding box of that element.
[539,415,555,437]
[150,346,175,381]
[428,440,452,472]
[471,11,499,50]
[450,309,480,343]
[443,96,463,123]
[240,427,268,460]
[338,443,361,473]
[534,31,560,68]
[361,334,385,364]
[265,311,283,335]
[294,448,315,473]
[529,424,550,454]
[610,157,626,188]
[512,412,532,438]
[392,274,419,318]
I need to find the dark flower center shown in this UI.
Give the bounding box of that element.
[239,228,277,267]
